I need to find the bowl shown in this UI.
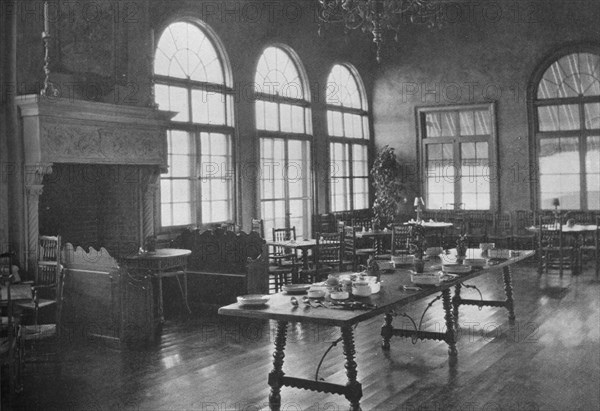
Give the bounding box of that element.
[352,281,372,297]
[330,291,349,300]
[369,282,381,293]
[307,289,326,298]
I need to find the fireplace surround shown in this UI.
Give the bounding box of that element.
[16,95,173,273]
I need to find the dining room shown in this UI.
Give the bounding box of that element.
[0,0,599,410]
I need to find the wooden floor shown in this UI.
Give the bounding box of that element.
[4,261,600,411]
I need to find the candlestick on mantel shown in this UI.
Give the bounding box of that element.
[44,1,50,35]
[40,1,58,97]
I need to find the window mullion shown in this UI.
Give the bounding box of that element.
[283,139,291,229]
[348,143,354,211]
[195,131,202,225]
[580,101,588,210]
[453,138,461,210]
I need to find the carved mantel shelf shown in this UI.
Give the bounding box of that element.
[16,94,174,168]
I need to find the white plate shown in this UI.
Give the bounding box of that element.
[237,294,270,306]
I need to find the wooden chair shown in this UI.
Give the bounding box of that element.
[512,210,536,250]
[313,213,335,234]
[16,235,62,328]
[351,217,373,232]
[488,211,513,249]
[1,253,23,397]
[465,212,492,247]
[343,226,376,271]
[251,218,264,238]
[300,232,343,283]
[579,215,600,278]
[17,236,65,366]
[537,216,576,277]
[268,227,300,292]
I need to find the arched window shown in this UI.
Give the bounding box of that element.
[533,49,600,210]
[154,21,234,227]
[255,46,312,238]
[326,64,370,212]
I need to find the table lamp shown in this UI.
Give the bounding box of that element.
[414,197,425,223]
[552,198,560,225]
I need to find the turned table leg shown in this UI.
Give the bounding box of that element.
[341,325,362,411]
[442,288,458,357]
[381,311,394,350]
[452,283,462,329]
[268,321,288,410]
[502,266,516,322]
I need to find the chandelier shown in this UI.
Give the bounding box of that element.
[318,0,442,62]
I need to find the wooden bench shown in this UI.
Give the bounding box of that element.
[61,243,157,347]
[171,228,269,305]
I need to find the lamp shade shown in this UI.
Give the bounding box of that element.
[414,197,425,207]
[552,198,560,207]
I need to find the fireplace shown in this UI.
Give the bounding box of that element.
[17,95,173,271]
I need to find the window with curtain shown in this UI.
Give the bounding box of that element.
[534,51,600,210]
[326,64,370,212]
[255,46,312,239]
[154,21,235,227]
[418,104,498,211]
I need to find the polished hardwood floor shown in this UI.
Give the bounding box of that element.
[5,261,600,411]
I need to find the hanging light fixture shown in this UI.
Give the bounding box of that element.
[318,0,442,62]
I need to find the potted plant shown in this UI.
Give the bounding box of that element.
[408,224,427,273]
[371,145,408,229]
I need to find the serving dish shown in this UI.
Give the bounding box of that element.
[442,264,472,274]
[463,258,487,267]
[282,284,311,294]
[237,294,270,306]
[411,272,442,285]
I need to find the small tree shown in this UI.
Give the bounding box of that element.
[371,145,407,228]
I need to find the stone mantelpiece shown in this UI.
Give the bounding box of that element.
[16,95,174,273]
[17,95,173,167]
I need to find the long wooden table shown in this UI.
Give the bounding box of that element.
[218,249,535,410]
